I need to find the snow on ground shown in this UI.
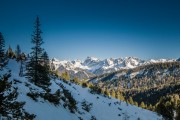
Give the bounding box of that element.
[57,80,162,120]
[5,59,162,120]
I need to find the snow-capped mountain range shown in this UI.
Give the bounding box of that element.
[50,57,176,80]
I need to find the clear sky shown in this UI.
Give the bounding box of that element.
[0,0,180,60]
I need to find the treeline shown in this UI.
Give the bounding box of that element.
[87,61,180,120]
[55,60,180,120]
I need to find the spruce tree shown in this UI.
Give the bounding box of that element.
[15,44,21,60]
[26,17,50,89]
[39,51,51,88]
[0,32,6,68]
[26,16,44,84]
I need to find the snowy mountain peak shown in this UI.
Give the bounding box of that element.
[50,57,176,79]
[85,56,100,61]
[52,58,60,62]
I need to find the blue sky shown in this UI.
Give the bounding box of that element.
[0,0,180,60]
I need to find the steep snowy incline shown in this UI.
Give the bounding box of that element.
[7,59,162,120]
[56,80,162,120]
[7,60,78,120]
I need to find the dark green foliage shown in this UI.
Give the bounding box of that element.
[15,44,21,61]
[27,90,61,106]
[61,86,77,113]
[27,92,39,102]
[176,105,180,120]
[156,94,179,120]
[23,112,36,120]
[78,117,83,120]
[81,100,93,112]
[0,32,7,69]
[26,17,51,89]
[0,71,35,119]
[0,33,34,119]
[40,51,51,87]
[43,90,61,105]
[91,60,180,116]
[89,85,102,94]
[92,61,180,90]
[91,116,97,120]
[126,84,180,106]
[0,32,5,59]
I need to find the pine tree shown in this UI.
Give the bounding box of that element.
[39,51,51,88]
[15,44,21,61]
[0,32,7,68]
[41,51,49,66]
[26,16,50,88]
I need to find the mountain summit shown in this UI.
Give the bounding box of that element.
[50,57,175,80]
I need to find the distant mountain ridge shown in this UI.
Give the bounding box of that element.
[50,56,177,80]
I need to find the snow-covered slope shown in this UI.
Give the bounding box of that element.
[50,57,175,79]
[5,59,162,120]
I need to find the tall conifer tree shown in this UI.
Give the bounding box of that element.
[26,17,50,88]
[0,32,6,68]
[15,44,21,60]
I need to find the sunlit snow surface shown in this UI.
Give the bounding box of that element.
[5,60,162,120]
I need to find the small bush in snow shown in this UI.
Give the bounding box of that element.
[82,82,88,88]
[62,87,77,113]
[27,92,39,102]
[91,116,97,120]
[81,100,93,112]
